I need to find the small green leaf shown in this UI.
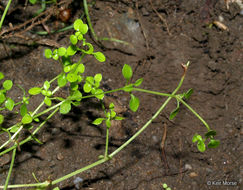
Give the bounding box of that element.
[83,83,92,93]
[44,49,52,59]
[10,125,20,133]
[58,74,67,87]
[43,81,50,90]
[77,64,85,73]
[67,45,77,56]
[52,53,59,60]
[92,118,105,125]
[110,110,116,118]
[29,87,42,95]
[208,139,220,148]
[94,89,104,100]
[22,114,33,124]
[0,92,6,104]
[5,98,15,111]
[93,52,106,62]
[0,72,5,80]
[67,73,78,83]
[197,141,206,152]
[60,101,71,114]
[3,80,13,91]
[44,97,52,106]
[74,19,83,31]
[106,119,111,128]
[29,0,37,5]
[129,94,139,112]
[169,106,179,120]
[33,117,40,122]
[86,76,94,84]
[20,103,28,117]
[134,78,143,87]
[205,130,217,138]
[184,88,193,100]
[109,103,115,109]
[192,134,203,143]
[69,90,82,101]
[58,47,66,56]
[70,35,78,45]
[80,23,88,35]
[32,136,43,144]
[122,64,133,81]
[114,116,125,120]
[64,65,71,73]
[94,73,102,83]
[0,114,4,124]
[62,56,71,66]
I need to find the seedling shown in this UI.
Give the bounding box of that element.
[0,18,219,190]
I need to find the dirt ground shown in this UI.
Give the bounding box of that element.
[0,0,242,189]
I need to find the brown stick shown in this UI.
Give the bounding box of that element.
[149,0,171,36]
[161,123,170,172]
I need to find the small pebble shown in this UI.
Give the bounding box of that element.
[74,177,83,189]
[189,172,198,177]
[56,153,64,161]
[185,164,192,170]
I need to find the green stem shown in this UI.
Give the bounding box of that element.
[0,108,59,156]
[132,88,175,97]
[0,0,12,31]
[104,127,109,158]
[52,158,107,185]
[4,145,16,190]
[83,0,98,40]
[177,97,211,131]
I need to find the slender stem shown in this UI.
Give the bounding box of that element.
[177,97,211,131]
[104,127,109,158]
[0,108,59,156]
[133,88,174,97]
[83,0,98,40]
[0,0,12,31]
[109,62,189,158]
[52,158,107,185]
[4,146,16,190]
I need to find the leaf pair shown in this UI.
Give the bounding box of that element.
[92,102,124,128]
[192,130,220,152]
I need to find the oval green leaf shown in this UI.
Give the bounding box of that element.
[94,73,102,83]
[74,19,83,31]
[67,73,78,83]
[5,98,15,111]
[122,64,133,81]
[22,114,32,124]
[58,47,66,56]
[20,103,28,117]
[92,118,105,125]
[129,94,139,112]
[83,83,92,93]
[3,80,13,91]
[70,35,78,45]
[44,49,52,59]
[29,87,41,95]
[208,139,220,148]
[60,101,71,114]
[44,97,52,106]
[67,45,77,56]
[58,74,67,87]
[93,52,106,62]
[134,78,143,87]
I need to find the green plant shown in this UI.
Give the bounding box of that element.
[0,18,219,189]
[162,183,171,190]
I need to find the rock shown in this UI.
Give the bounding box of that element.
[189,172,198,177]
[56,153,64,161]
[185,164,192,170]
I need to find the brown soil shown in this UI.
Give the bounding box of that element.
[0,0,242,190]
